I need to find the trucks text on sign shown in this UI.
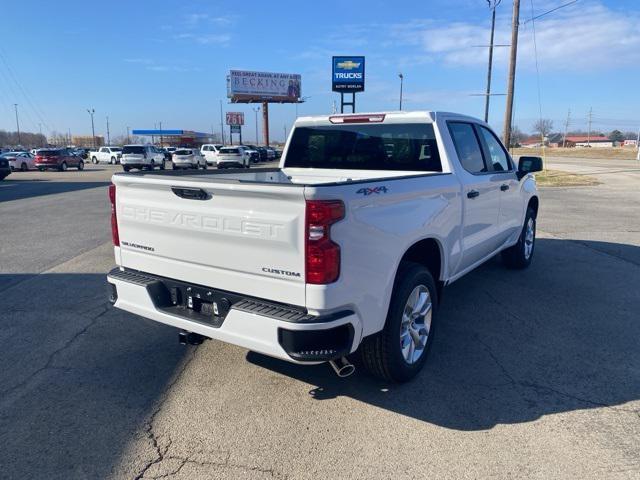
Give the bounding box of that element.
[332,56,365,92]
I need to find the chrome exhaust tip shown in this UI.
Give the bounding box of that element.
[329,356,355,378]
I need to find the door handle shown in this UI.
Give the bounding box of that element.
[500,184,510,191]
[171,187,210,200]
[467,190,480,199]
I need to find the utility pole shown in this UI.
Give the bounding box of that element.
[87,108,96,148]
[398,73,404,110]
[14,104,21,145]
[502,0,520,148]
[252,106,261,144]
[106,116,111,145]
[484,0,501,122]
[38,123,43,146]
[262,102,270,147]
[562,109,570,148]
[159,121,163,146]
[219,100,225,145]
[126,126,130,144]
[587,107,593,147]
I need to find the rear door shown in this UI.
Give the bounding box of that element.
[447,121,504,272]
[113,175,308,305]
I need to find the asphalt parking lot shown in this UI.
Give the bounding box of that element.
[1,158,639,479]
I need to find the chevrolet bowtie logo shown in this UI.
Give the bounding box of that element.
[337,60,361,70]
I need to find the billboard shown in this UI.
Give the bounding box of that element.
[226,112,245,125]
[332,56,365,92]
[228,70,301,103]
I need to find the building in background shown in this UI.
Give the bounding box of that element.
[564,135,613,148]
[70,135,105,147]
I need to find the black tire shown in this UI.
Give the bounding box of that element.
[110,157,116,165]
[60,162,68,172]
[160,160,166,170]
[20,162,28,171]
[360,262,438,383]
[77,160,84,171]
[203,162,207,170]
[147,160,155,171]
[123,166,130,172]
[38,167,45,172]
[502,207,536,269]
[92,157,98,164]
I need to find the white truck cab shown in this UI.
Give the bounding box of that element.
[107,111,542,382]
[90,147,123,164]
[200,144,223,166]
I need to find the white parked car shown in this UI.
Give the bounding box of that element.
[200,144,223,166]
[120,145,166,172]
[172,148,207,170]
[90,147,123,164]
[107,111,542,382]
[1,151,35,171]
[216,146,251,168]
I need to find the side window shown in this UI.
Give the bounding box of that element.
[448,122,487,174]
[478,126,512,172]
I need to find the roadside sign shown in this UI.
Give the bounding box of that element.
[226,112,245,126]
[230,125,241,133]
[332,56,365,92]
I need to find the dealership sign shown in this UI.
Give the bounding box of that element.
[332,56,365,92]
[226,112,245,126]
[228,70,301,103]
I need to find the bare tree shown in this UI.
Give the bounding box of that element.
[533,119,554,137]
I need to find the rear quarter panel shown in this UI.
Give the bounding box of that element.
[304,173,462,337]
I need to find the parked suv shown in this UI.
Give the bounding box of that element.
[120,145,166,172]
[35,148,84,171]
[172,148,206,169]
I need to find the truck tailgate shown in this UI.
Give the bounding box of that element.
[112,174,306,306]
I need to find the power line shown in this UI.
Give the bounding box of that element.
[521,0,579,25]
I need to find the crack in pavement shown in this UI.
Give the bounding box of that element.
[0,303,112,405]
[475,334,639,417]
[148,454,288,480]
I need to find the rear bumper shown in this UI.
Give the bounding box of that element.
[107,268,362,363]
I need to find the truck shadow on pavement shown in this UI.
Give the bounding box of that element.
[0,272,189,479]
[248,238,640,431]
[0,180,110,202]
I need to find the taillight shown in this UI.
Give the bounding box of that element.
[108,184,119,246]
[305,200,344,284]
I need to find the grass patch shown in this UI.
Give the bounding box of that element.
[511,147,637,160]
[535,169,600,187]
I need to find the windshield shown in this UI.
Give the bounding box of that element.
[122,146,145,154]
[174,149,192,155]
[285,123,442,171]
[110,148,122,152]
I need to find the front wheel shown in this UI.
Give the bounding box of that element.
[360,262,438,383]
[123,166,130,172]
[77,160,84,171]
[60,162,68,172]
[21,162,28,171]
[147,160,155,171]
[160,160,166,170]
[502,207,536,269]
[91,157,98,164]
[110,157,116,164]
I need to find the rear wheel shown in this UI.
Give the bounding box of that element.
[38,167,45,172]
[123,166,130,172]
[110,157,116,164]
[60,162,68,172]
[360,262,438,383]
[502,207,536,269]
[77,160,84,171]
[20,162,28,171]
[91,156,98,164]
[147,160,155,171]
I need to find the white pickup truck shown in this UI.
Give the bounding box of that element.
[107,111,542,382]
[90,146,123,164]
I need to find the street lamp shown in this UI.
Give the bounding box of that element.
[252,106,261,144]
[87,108,96,148]
[398,73,404,110]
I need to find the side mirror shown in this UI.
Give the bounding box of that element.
[517,156,543,180]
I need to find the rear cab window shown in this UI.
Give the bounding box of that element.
[284,123,442,171]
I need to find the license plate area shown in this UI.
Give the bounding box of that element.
[146,279,234,328]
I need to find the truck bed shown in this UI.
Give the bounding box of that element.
[115,167,438,187]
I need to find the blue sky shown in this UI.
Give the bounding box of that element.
[1,0,639,142]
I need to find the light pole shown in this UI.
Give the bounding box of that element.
[106,116,111,145]
[87,108,96,148]
[398,73,404,110]
[38,123,43,146]
[220,100,225,145]
[126,126,130,144]
[14,104,21,145]
[159,121,163,146]
[252,106,261,144]
[484,0,501,123]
